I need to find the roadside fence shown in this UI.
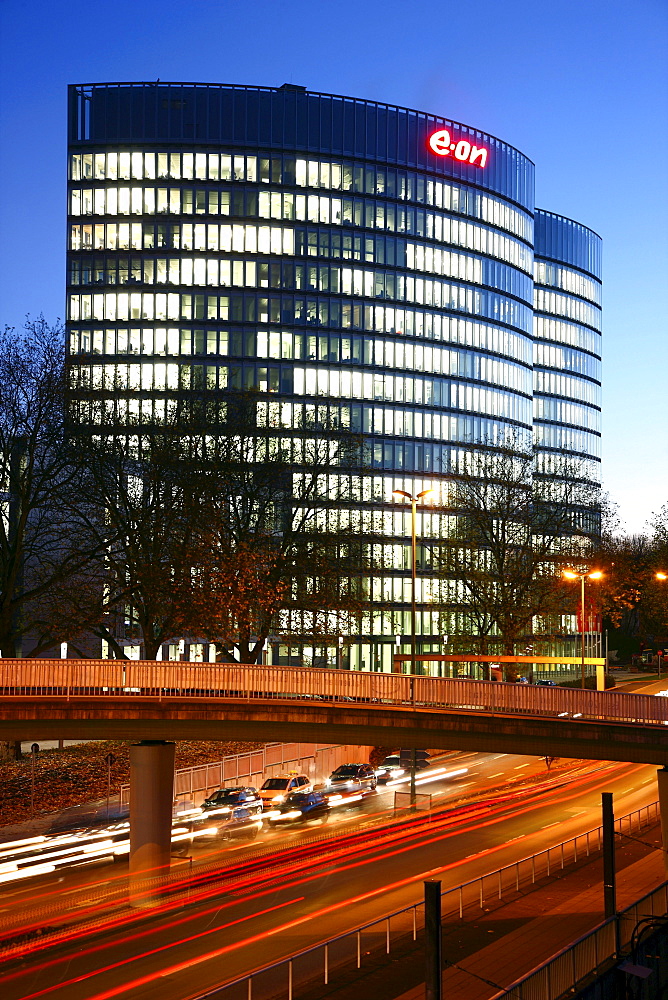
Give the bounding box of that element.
[120,742,371,809]
[492,879,668,999]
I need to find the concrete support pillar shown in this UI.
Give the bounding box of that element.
[657,767,668,878]
[129,741,175,905]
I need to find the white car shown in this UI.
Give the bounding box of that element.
[259,773,312,808]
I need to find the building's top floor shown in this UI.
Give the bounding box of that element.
[535,209,602,282]
[68,82,535,212]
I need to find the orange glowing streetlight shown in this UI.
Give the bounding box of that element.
[657,574,667,676]
[563,569,603,688]
[392,487,434,807]
[392,488,435,678]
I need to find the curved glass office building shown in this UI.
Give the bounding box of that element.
[533,210,602,478]
[66,82,602,668]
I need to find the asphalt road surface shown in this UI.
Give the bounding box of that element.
[0,745,660,1000]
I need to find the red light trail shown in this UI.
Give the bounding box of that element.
[0,759,644,1000]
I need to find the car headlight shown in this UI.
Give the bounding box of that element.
[272,794,285,803]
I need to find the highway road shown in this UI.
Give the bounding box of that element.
[0,742,661,1000]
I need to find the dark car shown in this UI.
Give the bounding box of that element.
[187,805,262,845]
[326,763,377,792]
[268,791,330,825]
[374,750,434,783]
[535,680,557,687]
[201,786,263,816]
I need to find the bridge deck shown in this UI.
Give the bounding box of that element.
[1,660,668,764]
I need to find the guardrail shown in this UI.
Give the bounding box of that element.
[1,658,668,727]
[191,800,661,1000]
[492,878,668,999]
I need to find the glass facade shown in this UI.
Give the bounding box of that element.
[66,82,601,669]
[533,211,602,477]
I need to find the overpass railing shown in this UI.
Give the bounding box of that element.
[1,659,668,727]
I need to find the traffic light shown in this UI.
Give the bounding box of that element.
[399,749,431,770]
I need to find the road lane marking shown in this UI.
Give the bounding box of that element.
[514,764,532,769]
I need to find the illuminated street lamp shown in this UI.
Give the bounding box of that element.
[392,488,434,807]
[392,489,435,674]
[563,569,603,688]
[657,574,667,676]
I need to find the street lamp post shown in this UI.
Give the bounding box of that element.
[105,752,116,821]
[563,569,603,688]
[30,743,39,817]
[657,574,667,677]
[393,487,434,806]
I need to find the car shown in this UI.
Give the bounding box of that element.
[201,786,263,817]
[535,679,557,687]
[268,791,330,825]
[214,807,263,841]
[185,805,262,846]
[259,773,312,808]
[375,751,431,782]
[326,763,377,792]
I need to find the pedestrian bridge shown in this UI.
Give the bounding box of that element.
[4,658,668,900]
[1,658,668,766]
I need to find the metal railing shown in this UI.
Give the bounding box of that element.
[192,800,661,1000]
[119,742,368,808]
[2,659,668,727]
[492,879,668,999]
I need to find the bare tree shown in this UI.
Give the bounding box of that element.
[74,423,215,660]
[72,393,366,663]
[0,318,101,658]
[595,520,668,661]
[191,396,367,663]
[434,441,602,670]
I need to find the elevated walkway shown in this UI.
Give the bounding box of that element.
[3,659,668,897]
[1,659,668,764]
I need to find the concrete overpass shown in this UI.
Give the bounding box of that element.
[2,657,668,762]
[2,658,668,899]
[3,694,668,765]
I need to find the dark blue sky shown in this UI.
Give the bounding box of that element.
[1,0,666,533]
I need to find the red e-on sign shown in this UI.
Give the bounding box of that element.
[428,128,488,168]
